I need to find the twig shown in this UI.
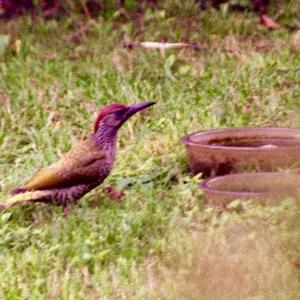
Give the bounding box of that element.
[66,20,93,43]
[80,0,92,18]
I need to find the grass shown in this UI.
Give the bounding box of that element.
[0,1,300,298]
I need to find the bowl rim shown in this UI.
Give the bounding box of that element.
[183,127,300,151]
[199,172,300,197]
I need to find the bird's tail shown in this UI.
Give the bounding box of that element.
[0,190,54,211]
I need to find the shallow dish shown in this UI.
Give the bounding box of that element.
[200,172,300,206]
[183,127,300,176]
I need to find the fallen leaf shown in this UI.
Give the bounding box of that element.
[139,42,190,49]
[124,41,202,51]
[260,15,281,30]
[15,39,21,54]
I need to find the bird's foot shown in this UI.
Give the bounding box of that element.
[104,186,125,203]
[62,205,74,217]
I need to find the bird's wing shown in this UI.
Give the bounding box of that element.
[18,138,108,191]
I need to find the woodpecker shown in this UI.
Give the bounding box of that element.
[1,101,155,211]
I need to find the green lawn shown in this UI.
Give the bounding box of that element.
[0,1,300,298]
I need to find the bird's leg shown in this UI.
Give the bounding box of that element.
[60,190,82,217]
[62,203,74,217]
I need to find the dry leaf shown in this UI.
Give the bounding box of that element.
[124,41,202,51]
[260,15,281,30]
[139,42,190,49]
[15,39,22,54]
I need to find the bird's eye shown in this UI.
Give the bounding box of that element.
[114,108,127,118]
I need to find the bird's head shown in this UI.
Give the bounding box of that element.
[94,101,155,133]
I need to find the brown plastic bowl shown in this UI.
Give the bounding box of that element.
[200,172,300,206]
[183,127,300,177]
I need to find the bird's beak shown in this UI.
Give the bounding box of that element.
[125,101,156,118]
